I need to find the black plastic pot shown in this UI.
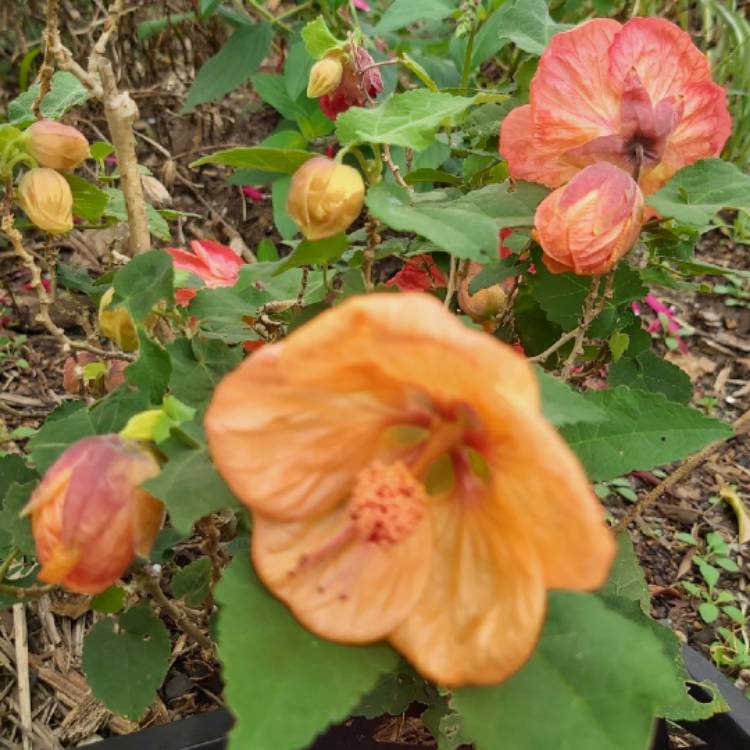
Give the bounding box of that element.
[88,646,750,750]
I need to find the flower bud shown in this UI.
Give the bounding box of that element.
[533,163,644,276]
[307,56,344,98]
[458,262,510,322]
[22,435,163,594]
[319,46,383,120]
[18,167,73,234]
[287,156,365,240]
[25,119,90,171]
[98,287,138,352]
[141,174,172,207]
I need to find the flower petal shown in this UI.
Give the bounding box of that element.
[278,293,540,418]
[608,18,712,103]
[191,240,244,282]
[530,19,622,165]
[166,246,211,279]
[252,504,432,642]
[499,105,578,188]
[488,406,616,591]
[205,346,401,521]
[389,491,546,686]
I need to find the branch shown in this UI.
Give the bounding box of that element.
[614,408,750,533]
[32,0,61,118]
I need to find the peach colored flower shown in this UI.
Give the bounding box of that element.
[166,240,244,306]
[25,119,90,171]
[500,17,731,195]
[205,294,615,686]
[23,435,163,595]
[533,162,644,276]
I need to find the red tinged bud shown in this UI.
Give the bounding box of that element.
[25,119,90,171]
[23,435,164,595]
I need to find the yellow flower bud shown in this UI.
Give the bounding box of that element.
[287,156,365,240]
[98,287,139,352]
[307,56,344,98]
[18,167,73,234]
[25,119,90,171]
[458,262,510,323]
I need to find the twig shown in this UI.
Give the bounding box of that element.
[444,255,458,308]
[32,0,61,119]
[0,583,55,598]
[2,212,70,351]
[244,0,293,32]
[363,215,380,290]
[197,516,224,610]
[12,604,32,750]
[296,266,309,307]
[382,144,410,191]
[137,570,213,650]
[529,328,581,364]
[614,408,750,533]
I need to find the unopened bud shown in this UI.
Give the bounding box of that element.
[307,56,344,98]
[25,119,90,171]
[18,167,73,234]
[98,287,139,352]
[141,174,172,207]
[22,435,164,595]
[458,262,510,322]
[287,156,365,240]
[534,163,644,276]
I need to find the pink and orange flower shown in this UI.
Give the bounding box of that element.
[500,17,731,195]
[205,294,615,686]
[166,240,244,306]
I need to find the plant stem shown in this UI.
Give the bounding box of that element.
[245,0,293,32]
[444,255,458,308]
[460,25,477,95]
[32,0,60,119]
[614,408,750,532]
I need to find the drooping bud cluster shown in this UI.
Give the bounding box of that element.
[15,118,90,233]
[287,156,365,240]
[307,45,383,120]
[23,435,164,595]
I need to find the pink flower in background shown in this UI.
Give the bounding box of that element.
[500,18,731,195]
[633,294,690,353]
[166,240,244,306]
[353,0,370,10]
[241,186,268,201]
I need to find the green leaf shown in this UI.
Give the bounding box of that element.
[188,286,266,343]
[216,556,399,750]
[301,16,342,59]
[647,159,750,227]
[64,174,109,222]
[454,591,683,750]
[599,534,650,613]
[470,9,511,68]
[275,234,349,272]
[28,402,95,473]
[103,189,171,241]
[366,183,498,261]
[271,176,298,240]
[113,250,174,321]
[608,332,630,362]
[9,71,90,127]
[608,351,693,404]
[144,446,238,534]
[191,146,314,172]
[468,262,523,294]
[336,91,484,150]
[83,607,170,720]
[353,667,429,719]
[181,23,272,111]
[375,0,455,34]
[492,0,572,55]
[168,337,243,407]
[89,387,151,434]
[125,329,172,404]
[0,482,37,557]
[536,369,606,427]
[0,454,36,507]
[171,558,212,606]
[560,387,732,482]
[91,586,127,614]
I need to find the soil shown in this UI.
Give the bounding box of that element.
[1,2,750,748]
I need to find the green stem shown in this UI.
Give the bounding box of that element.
[348,0,363,34]
[0,582,54,598]
[276,0,313,21]
[460,25,477,95]
[0,546,19,582]
[245,0,292,33]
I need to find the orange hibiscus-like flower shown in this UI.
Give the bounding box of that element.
[500,17,731,195]
[205,294,615,686]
